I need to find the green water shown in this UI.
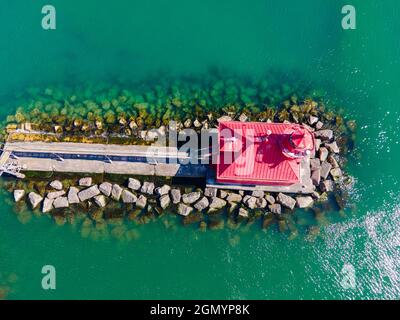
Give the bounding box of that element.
[1,0,400,299]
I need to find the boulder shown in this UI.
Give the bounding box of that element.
[315,129,333,141]
[78,185,100,202]
[121,189,137,203]
[238,207,249,218]
[170,188,181,204]
[315,121,323,130]
[79,177,92,187]
[94,195,107,208]
[177,203,193,216]
[251,190,265,198]
[320,161,332,180]
[42,198,54,213]
[226,193,243,203]
[330,168,343,180]
[296,196,314,208]
[194,197,209,211]
[159,194,171,209]
[310,159,321,171]
[13,189,25,202]
[325,141,340,154]
[269,203,282,215]
[182,192,201,204]
[238,113,248,122]
[49,180,63,190]
[128,178,141,191]
[320,180,334,192]
[256,197,267,209]
[156,185,171,196]
[217,115,233,123]
[244,196,257,209]
[277,193,296,210]
[309,115,318,125]
[319,147,329,162]
[47,190,66,200]
[136,195,147,209]
[219,190,228,199]
[328,155,339,168]
[311,169,321,186]
[141,181,155,195]
[28,192,43,209]
[67,187,80,204]
[111,184,123,201]
[193,119,202,128]
[183,118,192,128]
[53,197,69,209]
[99,182,112,196]
[204,187,217,197]
[265,194,275,205]
[209,197,227,210]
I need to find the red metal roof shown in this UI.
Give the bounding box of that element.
[216,122,313,186]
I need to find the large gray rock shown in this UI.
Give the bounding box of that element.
[320,180,334,192]
[49,180,63,190]
[244,196,257,209]
[309,115,319,125]
[315,139,321,151]
[141,181,155,195]
[42,198,54,213]
[111,184,123,201]
[159,194,171,209]
[256,197,267,209]
[170,188,181,204]
[315,129,333,141]
[265,194,275,205]
[121,189,137,203]
[315,121,323,130]
[319,147,329,162]
[209,197,227,210]
[277,193,296,210]
[156,185,171,196]
[28,192,43,209]
[204,187,217,197]
[320,161,332,180]
[226,193,242,203]
[182,192,201,204]
[238,113,248,122]
[78,185,100,202]
[269,203,282,215]
[79,177,92,187]
[99,182,112,197]
[251,190,265,198]
[238,207,249,218]
[47,190,66,200]
[325,141,340,154]
[13,189,25,202]
[310,159,321,171]
[219,190,228,199]
[128,178,141,191]
[94,195,107,207]
[330,168,343,180]
[311,169,321,186]
[194,197,209,211]
[328,155,339,168]
[67,187,80,204]
[53,197,69,209]
[136,195,147,209]
[296,196,314,208]
[177,203,193,216]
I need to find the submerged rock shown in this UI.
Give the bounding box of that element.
[330,168,343,180]
[78,185,100,202]
[238,207,249,218]
[49,180,63,190]
[28,192,43,209]
[121,189,137,203]
[79,177,92,187]
[128,178,141,191]
[13,189,25,202]
[67,186,80,204]
[53,197,69,209]
[99,182,112,197]
[277,193,296,210]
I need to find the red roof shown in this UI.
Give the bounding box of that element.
[216,122,314,185]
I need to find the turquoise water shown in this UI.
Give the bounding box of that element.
[1,0,400,299]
